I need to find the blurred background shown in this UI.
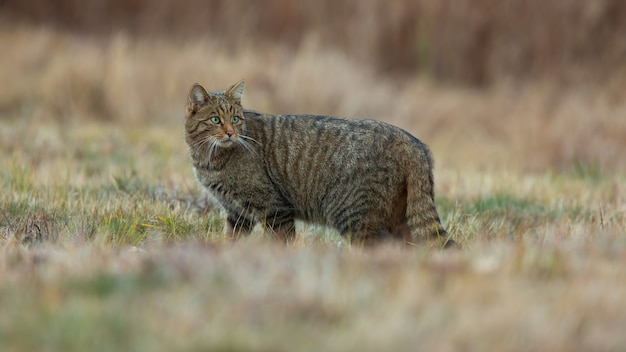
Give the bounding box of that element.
[1,0,625,172]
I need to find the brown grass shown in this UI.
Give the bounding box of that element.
[3,0,626,85]
[2,239,626,351]
[1,5,626,350]
[1,22,625,172]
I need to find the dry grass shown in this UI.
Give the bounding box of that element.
[1,15,626,351]
[2,24,626,171]
[2,241,626,351]
[3,0,626,85]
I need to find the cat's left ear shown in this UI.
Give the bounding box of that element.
[226,80,245,101]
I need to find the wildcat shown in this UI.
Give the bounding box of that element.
[185,80,450,246]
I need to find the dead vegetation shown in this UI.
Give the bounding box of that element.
[3,0,626,85]
[1,1,626,350]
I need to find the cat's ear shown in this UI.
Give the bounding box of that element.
[226,80,245,101]
[188,83,210,114]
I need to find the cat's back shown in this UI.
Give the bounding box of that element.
[244,110,429,158]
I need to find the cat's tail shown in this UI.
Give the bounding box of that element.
[405,150,448,243]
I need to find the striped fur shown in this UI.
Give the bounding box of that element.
[185,80,448,245]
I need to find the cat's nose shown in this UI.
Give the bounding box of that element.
[226,130,235,137]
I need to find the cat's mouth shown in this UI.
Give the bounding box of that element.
[209,134,257,155]
[217,137,237,148]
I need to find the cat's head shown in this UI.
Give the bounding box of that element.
[185,80,248,152]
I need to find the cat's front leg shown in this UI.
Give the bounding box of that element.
[223,212,256,239]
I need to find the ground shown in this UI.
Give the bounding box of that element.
[1,24,625,351]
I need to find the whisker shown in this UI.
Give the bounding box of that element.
[198,138,211,151]
[195,140,211,159]
[207,140,220,168]
[209,139,220,156]
[239,134,260,145]
[190,135,212,150]
[237,138,258,156]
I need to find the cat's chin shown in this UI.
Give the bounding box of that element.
[218,139,236,148]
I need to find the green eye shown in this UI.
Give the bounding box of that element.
[232,116,240,124]
[210,116,221,124]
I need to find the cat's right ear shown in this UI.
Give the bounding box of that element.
[188,83,210,115]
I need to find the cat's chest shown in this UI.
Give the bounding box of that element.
[193,160,267,199]
[195,166,239,190]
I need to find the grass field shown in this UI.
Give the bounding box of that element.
[1,20,626,351]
